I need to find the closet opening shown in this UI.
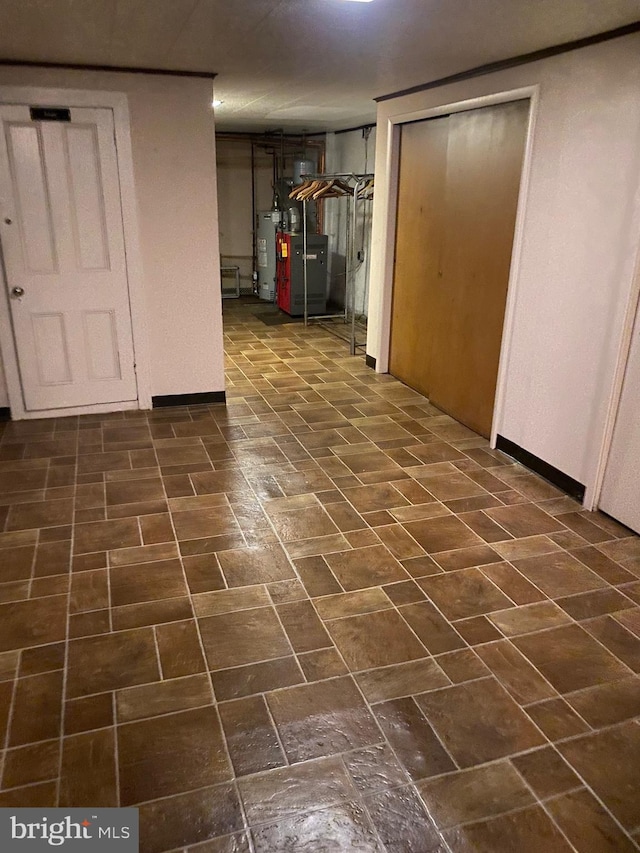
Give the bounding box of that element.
[389,99,530,438]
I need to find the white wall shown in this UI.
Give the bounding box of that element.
[324,127,376,315]
[369,33,640,504]
[0,68,224,403]
[0,354,7,408]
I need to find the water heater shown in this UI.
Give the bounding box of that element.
[293,159,314,185]
[256,211,281,301]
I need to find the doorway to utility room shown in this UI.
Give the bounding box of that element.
[216,129,374,364]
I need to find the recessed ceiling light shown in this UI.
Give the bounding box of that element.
[212,99,224,108]
[340,0,374,3]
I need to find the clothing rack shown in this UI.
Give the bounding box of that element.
[290,173,374,355]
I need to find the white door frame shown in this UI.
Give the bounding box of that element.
[0,85,150,419]
[590,232,640,510]
[371,85,539,451]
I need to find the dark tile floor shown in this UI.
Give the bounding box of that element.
[0,297,639,852]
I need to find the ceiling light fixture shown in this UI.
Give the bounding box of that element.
[212,99,224,107]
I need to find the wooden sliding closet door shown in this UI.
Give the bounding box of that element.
[389,115,449,399]
[389,100,529,437]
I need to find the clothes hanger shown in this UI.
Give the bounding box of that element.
[357,178,374,199]
[298,180,324,201]
[288,179,313,200]
[312,179,341,199]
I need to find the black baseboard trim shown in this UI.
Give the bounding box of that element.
[0,407,10,422]
[496,435,585,501]
[152,391,226,408]
[365,354,377,370]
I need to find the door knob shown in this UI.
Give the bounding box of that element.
[10,286,25,299]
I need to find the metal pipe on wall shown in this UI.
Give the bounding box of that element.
[250,140,257,289]
[271,145,278,212]
[316,145,326,235]
[216,133,325,164]
[303,199,309,327]
[351,178,367,355]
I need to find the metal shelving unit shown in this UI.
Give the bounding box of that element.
[295,173,373,356]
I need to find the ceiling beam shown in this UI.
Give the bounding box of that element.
[0,59,216,79]
[376,20,640,102]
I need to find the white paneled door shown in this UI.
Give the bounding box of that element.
[0,105,137,411]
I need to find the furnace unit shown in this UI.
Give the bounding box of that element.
[276,232,327,316]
